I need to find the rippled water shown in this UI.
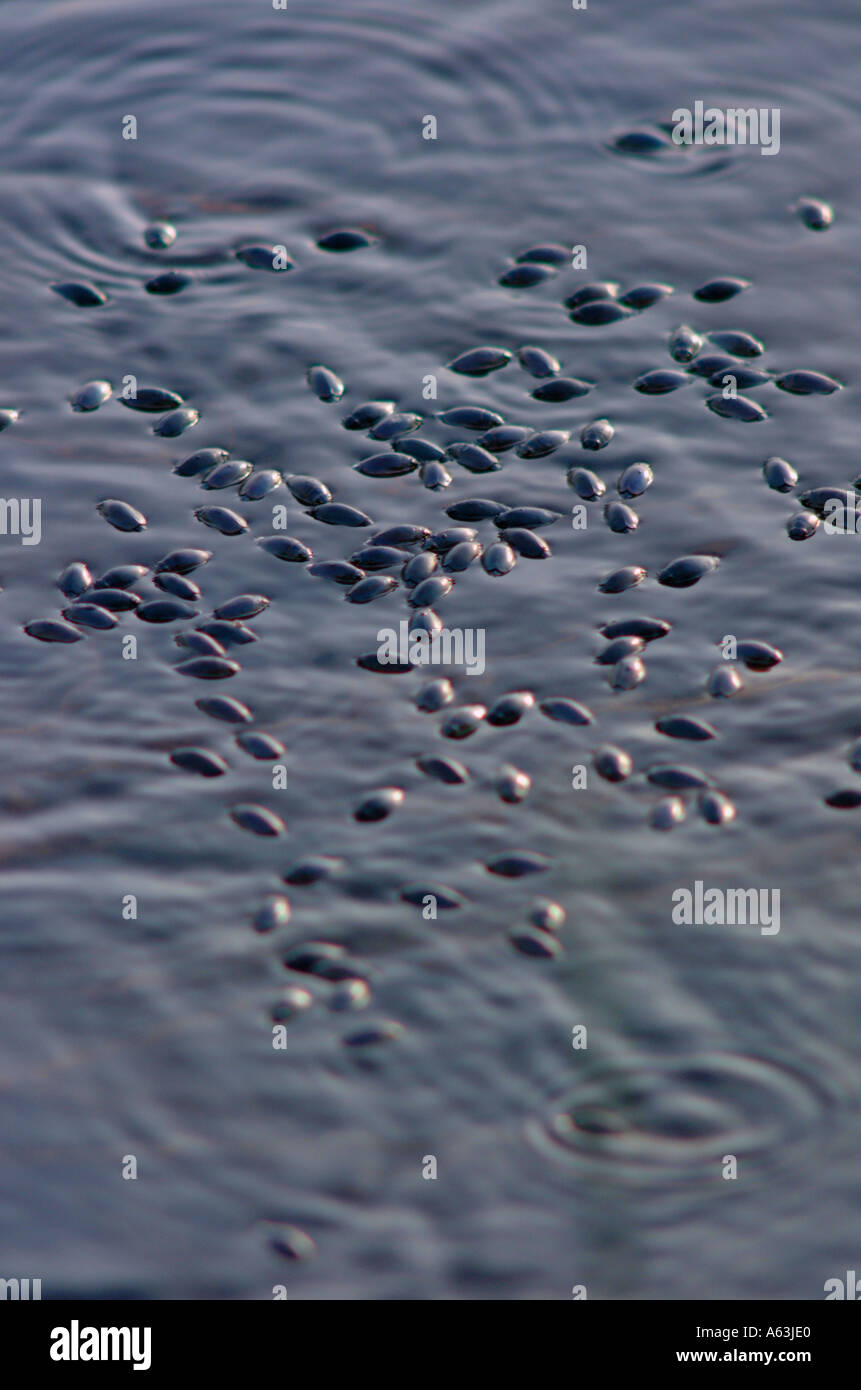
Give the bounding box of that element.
[2,0,861,1299]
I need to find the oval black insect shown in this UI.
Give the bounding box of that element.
[445,498,507,522]
[497,507,561,530]
[201,459,253,490]
[595,636,645,665]
[570,300,633,326]
[409,575,454,607]
[57,562,93,598]
[708,366,770,390]
[481,541,517,576]
[564,282,619,310]
[657,554,719,587]
[92,587,142,611]
[154,549,212,575]
[497,765,531,804]
[400,438,448,463]
[567,468,605,501]
[707,330,764,358]
[655,715,716,741]
[401,882,465,910]
[598,565,646,594]
[510,931,561,959]
[346,575,398,604]
[214,594,270,621]
[618,283,673,310]
[354,452,418,478]
[504,528,551,559]
[145,271,190,295]
[309,503,372,528]
[415,679,455,712]
[611,655,646,690]
[196,620,258,648]
[240,469,283,501]
[762,457,798,492]
[786,511,819,541]
[515,430,569,459]
[647,764,712,790]
[144,222,177,250]
[798,486,853,517]
[487,691,535,726]
[234,244,293,271]
[308,559,364,585]
[477,425,531,453]
[447,347,512,376]
[441,705,486,740]
[707,665,743,698]
[137,599,199,624]
[96,499,147,532]
[95,564,149,589]
[775,370,841,396]
[307,365,344,402]
[600,616,670,642]
[735,639,783,670]
[236,732,286,760]
[416,755,470,785]
[580,419,614,450]
[603,501,639,534]
[516,245,570,266]
[231,804,286,836]
[122,386,185,429]
[486,851,551,878]
[668,325,703,363]
[354,787,405,822]
[317,227,376,252]
[538,698,593,725]
[285,475,332,507]
[154,407,199,437]
[63,603,118,630]
[195,695,252,723]
[532,378,592,402]
[369,412,422,441]
[447,443,501,473]
[698,790,737,825]
[70,380,112,412]
[617,463,654,498]
[194,506,248,536]
[170,748,229,777]
[693,277,750,303]
[342,401,394,430]
[688,353,738,379]
[177,632,225,657]
[350,545,408,571]
[175,656,240,680]
[437,406,504,430]
[633,369,690,395]
[174,447,229,477]
[421,458,451,489]
[517,345,561,378]
[51,281,107,307]
[499,263,555,288]
[24,618,84,643]
[443,541,482,572]
[374,524,430,547]
[401,551,439,587]
[795,198,833,231]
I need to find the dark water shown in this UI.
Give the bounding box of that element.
[2,0,860,1299]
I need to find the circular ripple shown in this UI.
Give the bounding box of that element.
[528,1052,827,1186]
